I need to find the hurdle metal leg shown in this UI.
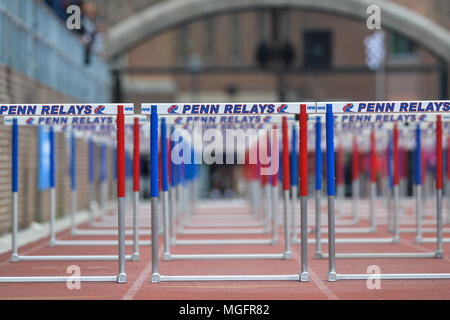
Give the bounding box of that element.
[283,190,291,259]
[352,180,359,224]
[436,189,444,258]
[369,182,376,232]
[163,190,171,260]
[11,192,19,262]
[300,195,308,282]
[132,191,140,261]
[151,197,160,283]
[70,190,77,234]
[291,186,299,242]
[327,195,337,282]
[170,186,176,245]
[314,189,322,258]
[49,187,56,246]
[271,185,278,244]
[265,184,271,234]
[393,185,400,243]
[415,184,423,243]
[447,179,450,224]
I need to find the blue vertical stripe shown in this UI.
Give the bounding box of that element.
[315,117,322,191]
[12,119,18,193]
[326,104,335,196]
[150,105,159,197]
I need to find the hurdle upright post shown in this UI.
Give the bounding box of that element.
[436,115,444,258]
[88,138,95,225]
[325,104,337,282]
[262,134,272,236]
[150,105,160,283]
[415,124,423,243]
[70,131,77,234]
[271,125,279,245]
[290,124,299,242]
[161,118,171,260]
[393,123,400,243]
[117,105,127,283]
[132,117,140,261]
[446,137,450,224]
[49,126,56,246]
[387,132,393,233]
[281,117,291,259]
[299,104,309,282]
[369,129,377,233]
[170,125,177,245]
[11,119,19,262]
[314,116,323,258]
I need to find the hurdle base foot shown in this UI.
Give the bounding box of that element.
[117,273,127,284]
[435,250,444,259]
[271,239,278,245]
[328,272,337,282]
[314,252,323,259]
[49,239,56,247]
[163,253,171,261]
[392,236,400,244]
[300,272,309,282]
[10,254,19,262]
[151,273,161,283]
[131,253,140,261]
[414,236,423,244]
[283,252,291,260]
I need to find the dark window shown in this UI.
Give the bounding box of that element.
[390,32,417,57]
[303,31,332,68]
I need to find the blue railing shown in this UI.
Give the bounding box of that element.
[0,0,110,102]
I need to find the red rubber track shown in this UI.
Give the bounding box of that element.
[1,203,450,300]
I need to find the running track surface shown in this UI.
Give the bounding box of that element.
[1,200,450,300]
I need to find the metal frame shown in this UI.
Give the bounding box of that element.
[164,123,290,260]
[147,105,309,282]
[0,104,129,283]
[323,104,449,282]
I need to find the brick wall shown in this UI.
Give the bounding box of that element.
[0,65,115,235]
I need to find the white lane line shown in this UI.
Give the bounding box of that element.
[291,250,338,300]
[122,244,163,300]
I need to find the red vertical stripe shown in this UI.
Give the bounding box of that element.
[299,104,308,196]
[393,124,399,186]
[282,117,290,190]
[133,118,140,192]
[117,105,125,197]
[436,115,443,189]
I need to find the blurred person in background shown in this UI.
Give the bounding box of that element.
[44,0,104,63]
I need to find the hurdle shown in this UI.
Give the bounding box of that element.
[7,109,135,261]
[50,117,151,249]
[162,118,290,257]
[323,101,450,281]
[307,118,397,246]
[144,103,309,282]
[168,118,292,243]
[0,104,130,283]
[167,118,285,244]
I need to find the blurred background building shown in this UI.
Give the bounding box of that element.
[0,0,449,234]
[96,0,450,105]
